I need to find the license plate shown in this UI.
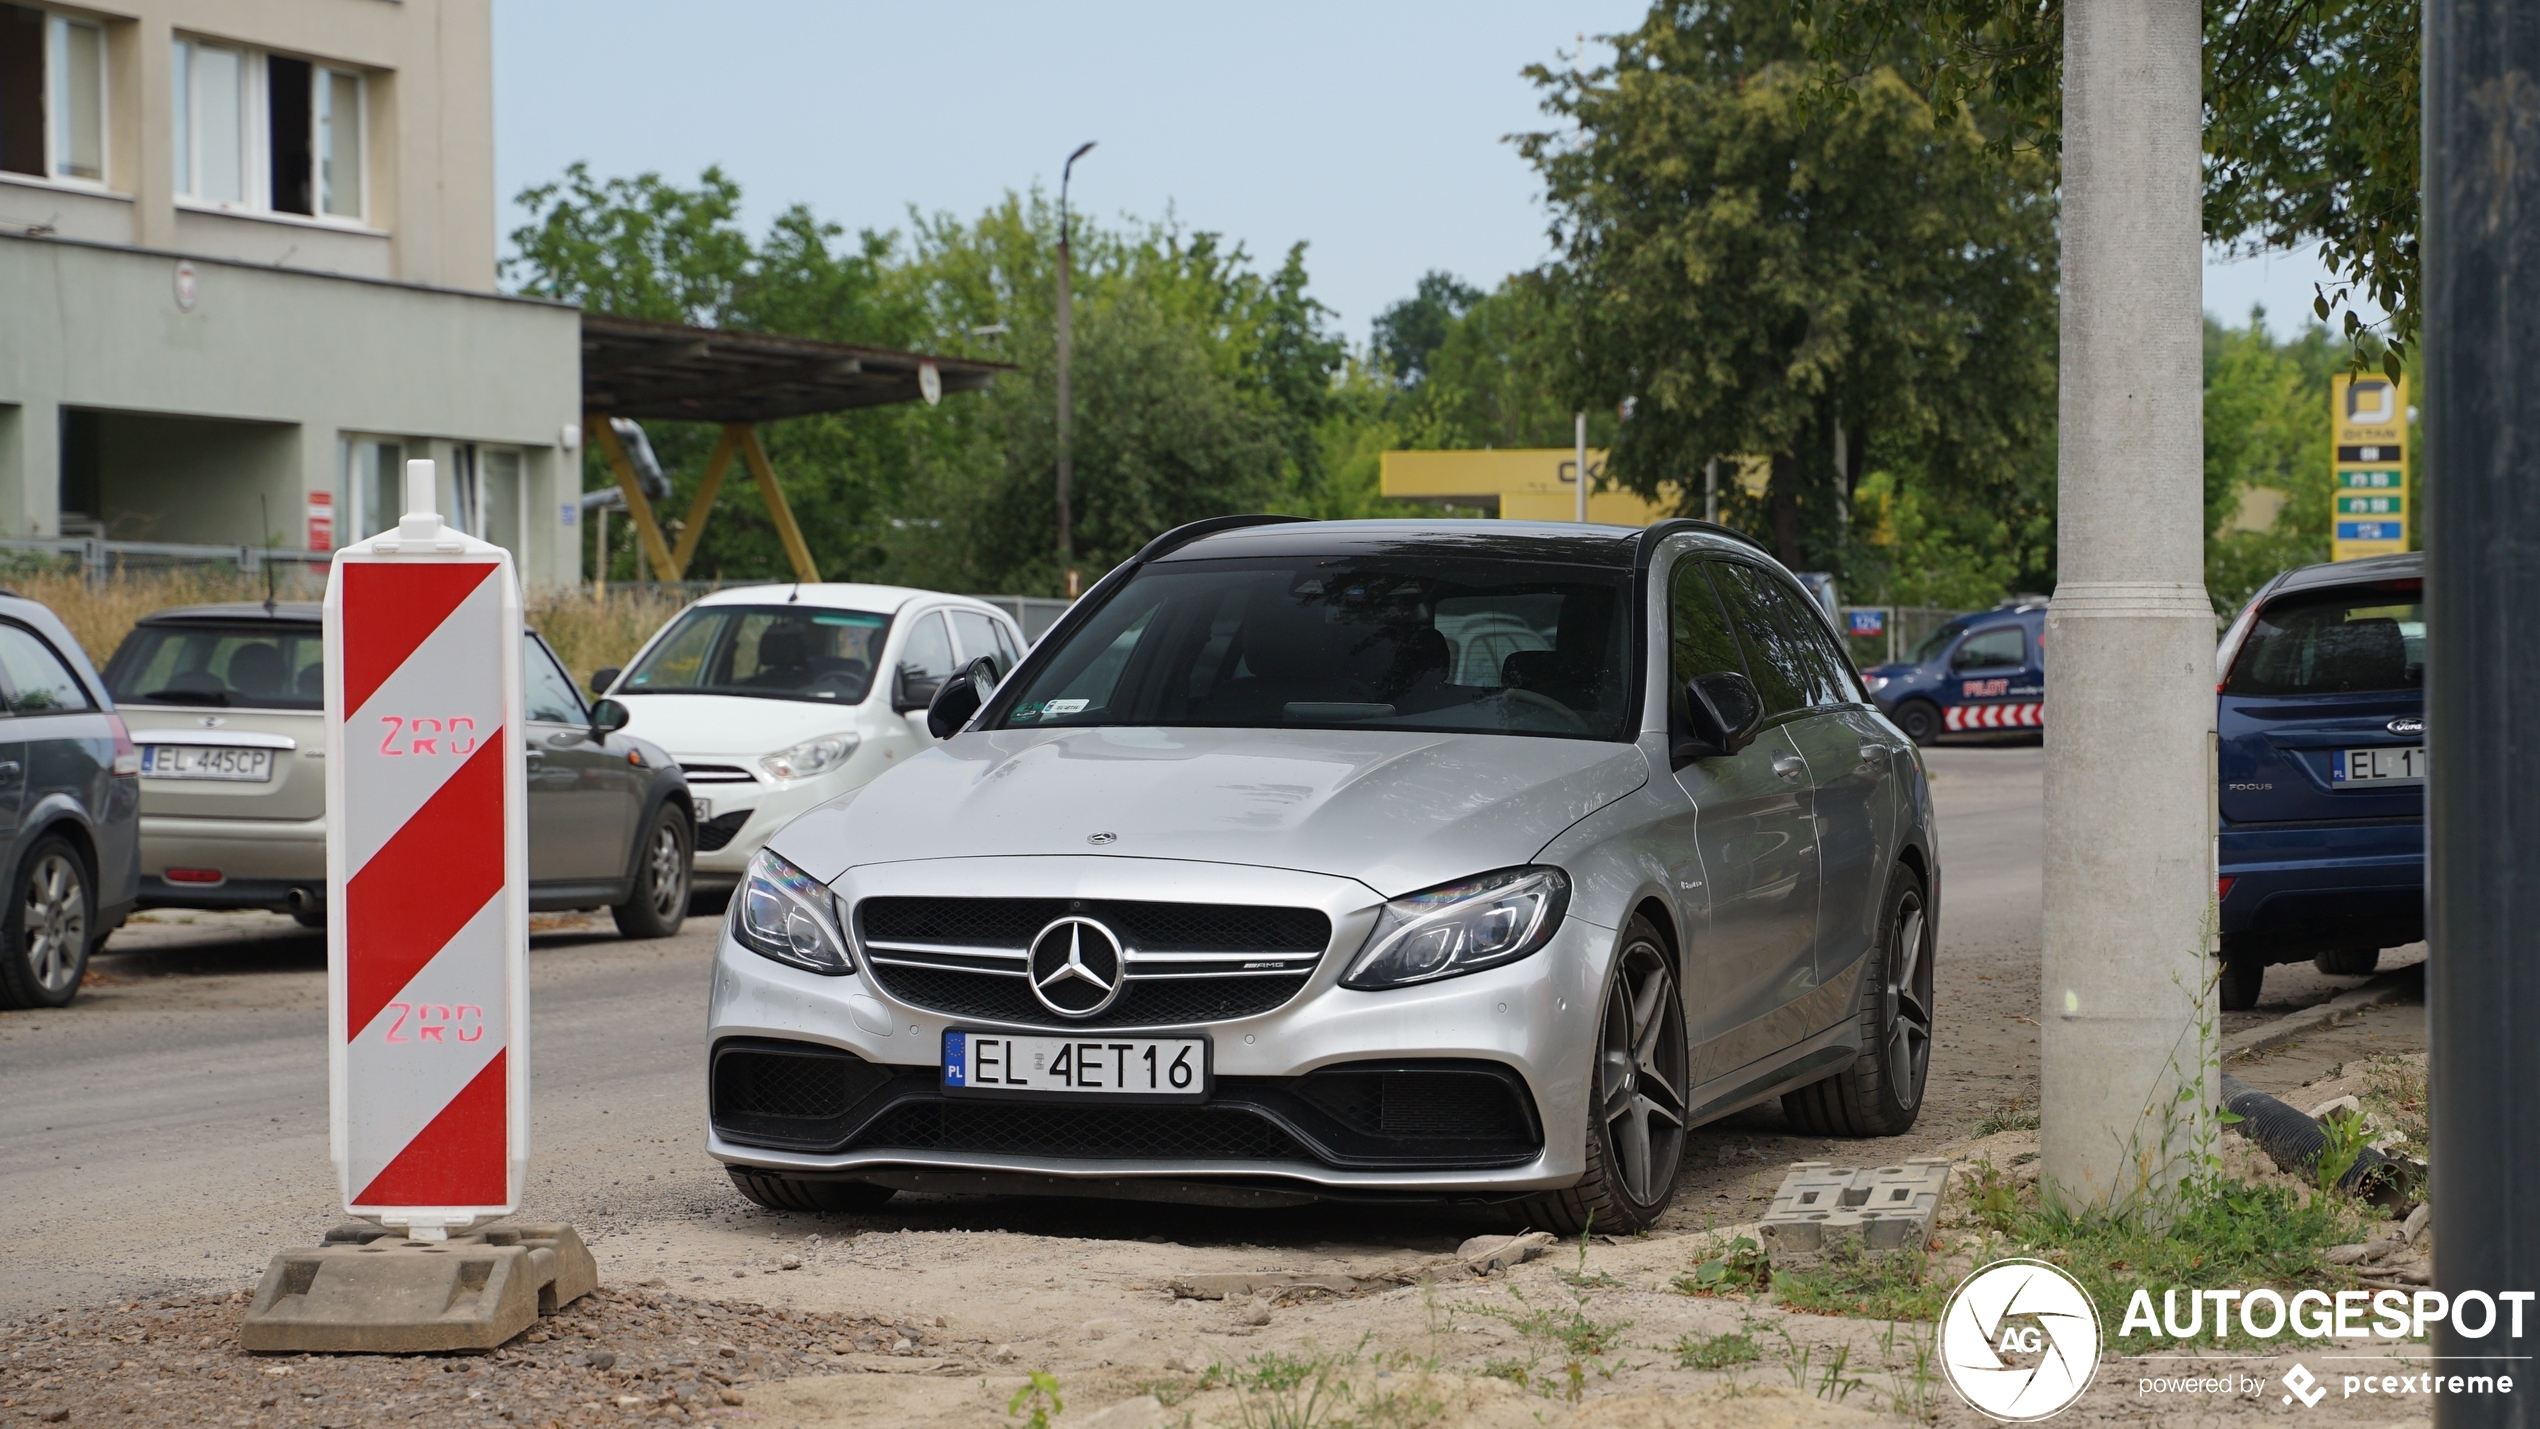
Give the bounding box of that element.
[2334,745,2425,784]
[140,745,274,782]
[941,1030,1209,1102]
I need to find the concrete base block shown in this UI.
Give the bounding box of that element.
[1756,1159,1952,1269]
[239,1222,598,1353]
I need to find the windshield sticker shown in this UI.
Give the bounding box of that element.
[1042,698,1091,715]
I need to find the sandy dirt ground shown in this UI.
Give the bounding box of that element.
[0,742,2441,1426]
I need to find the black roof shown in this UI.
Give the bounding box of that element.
[2273,550,2422,596]
[140,601,322,625]
[1162,519,1654,569]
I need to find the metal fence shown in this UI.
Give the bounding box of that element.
[0,537,334,593]
[1836,605,1970,670]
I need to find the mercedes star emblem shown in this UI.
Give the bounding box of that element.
[1028,915,1126,1018]
[1086,831,1117,845]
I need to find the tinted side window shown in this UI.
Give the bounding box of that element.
[0,625,92,714]
[525,639,586,724]
[1706,564,1812,716]
[1953,627,2026,670]
[1670,559,1746,687]
[1767,581,1867,704]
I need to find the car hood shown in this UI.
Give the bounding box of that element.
[608,692,878,758]
[769,726,1651,900]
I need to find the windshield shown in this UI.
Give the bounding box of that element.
[988,555,1636,741]
[1910,619,1971,666]
[2225,582,2424,696]
[107,623,323,709]
[621,605,892,704]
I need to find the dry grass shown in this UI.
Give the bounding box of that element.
[5,565,686,692]
[525,585,690,691]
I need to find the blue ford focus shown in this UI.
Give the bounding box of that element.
[2213,553,2423,1009]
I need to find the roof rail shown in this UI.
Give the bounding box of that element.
[1633,516,1771,568]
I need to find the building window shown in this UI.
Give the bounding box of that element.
[172,37,366,222]
[0,5,107,186]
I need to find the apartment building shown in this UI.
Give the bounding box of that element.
[0,0,582,585]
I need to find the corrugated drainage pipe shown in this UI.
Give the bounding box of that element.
[2220,1071,2393,1194]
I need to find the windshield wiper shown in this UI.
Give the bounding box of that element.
[139,689,229,706]
[1283,702,1395,723]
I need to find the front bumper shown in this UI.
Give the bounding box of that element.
[2219,818,2423,960]
[684,769,865,877]
[703,856,1611,1196]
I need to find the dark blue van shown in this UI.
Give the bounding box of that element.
[1862,598,2049,744]
[2212,552,2423,1009]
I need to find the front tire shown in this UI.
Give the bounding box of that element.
[613,804,692,940]
[1894,699,1942,745]
[728,1167,895,1213]
[2219,957,2265,1011]
[0,839,93,1010]
[1783,865,1933,1137]
[1517,916,1688,1236]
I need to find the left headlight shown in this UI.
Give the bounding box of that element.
[1342,866,1570,990]
[731,848,852,975]
[760,731,859,782]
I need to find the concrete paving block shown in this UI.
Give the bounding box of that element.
[239,1221,597,1353]
[1755,1159,1952,1269]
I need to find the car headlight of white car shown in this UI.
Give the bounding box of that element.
[732,848,853,975]
[1342,866,1570,990]
[760,732,859,782]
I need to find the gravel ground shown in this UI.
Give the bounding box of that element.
[0,1283,996,1426]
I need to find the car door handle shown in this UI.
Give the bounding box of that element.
[1772,754,1806,782]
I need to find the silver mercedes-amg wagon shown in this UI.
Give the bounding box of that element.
[705,517,1939,1232]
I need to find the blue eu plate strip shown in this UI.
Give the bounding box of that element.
[942,1030,965,1086]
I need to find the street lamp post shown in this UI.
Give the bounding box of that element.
[1055,140,1095,600]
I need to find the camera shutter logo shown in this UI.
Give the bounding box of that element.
[1028,916,1126,1017]
[1940,1258,2102,1421]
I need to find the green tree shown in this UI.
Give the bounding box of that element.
[1522,3,2060,580]
[1371,271,1484,385]
[2203,310,2345,614]
[1794,0,2419,371]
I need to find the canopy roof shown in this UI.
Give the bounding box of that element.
[580,312,1010,424]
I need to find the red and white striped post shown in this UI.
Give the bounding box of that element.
[325,458,529,1240]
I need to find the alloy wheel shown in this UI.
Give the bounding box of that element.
[22,852,87,998]
[645,820,688,919]
[1598,940,1689,1207]
[1884,893,1933,1110]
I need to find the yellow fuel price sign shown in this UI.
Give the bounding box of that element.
[2330,374,2409,561]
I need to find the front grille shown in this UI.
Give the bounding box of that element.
[856,897,1332,1030]
[680,762,759,785]
[1294,1064,1540,1144]
[851,1100,1312,1161]
[695,810,750,852]
[710,1040,892,1150]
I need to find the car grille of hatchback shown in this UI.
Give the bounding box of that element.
[854,897,1332,1030]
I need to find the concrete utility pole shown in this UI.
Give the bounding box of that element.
[1055,141,1095,599]
[2424,0,2540,1411]
[1574,412,1589,522]
[2038,0,2215,1211]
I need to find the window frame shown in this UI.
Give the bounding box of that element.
[170,34,373,227]
[0,6,111,191]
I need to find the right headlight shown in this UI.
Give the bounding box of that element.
[1342,866,1570,990]
[760,731,859,782]
[731,848,852,976]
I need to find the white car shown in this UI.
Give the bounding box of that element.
[594,585,1027,891]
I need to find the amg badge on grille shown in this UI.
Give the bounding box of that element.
[1029,916,1126,1017]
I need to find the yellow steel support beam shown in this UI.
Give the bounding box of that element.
[737,424,821,583]
[587,412,680,583]
[667,426,741,579]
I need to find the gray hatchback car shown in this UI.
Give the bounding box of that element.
[704,518,1941,1232]
[0,592,141,1009]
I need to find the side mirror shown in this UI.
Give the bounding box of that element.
[926,657,1001,740]
[1674,671,1763,763]
[590,697,632,737]
[590,666,621,696]
[893,668,945,714]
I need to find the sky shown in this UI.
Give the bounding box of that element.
[492,1,2355,346]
